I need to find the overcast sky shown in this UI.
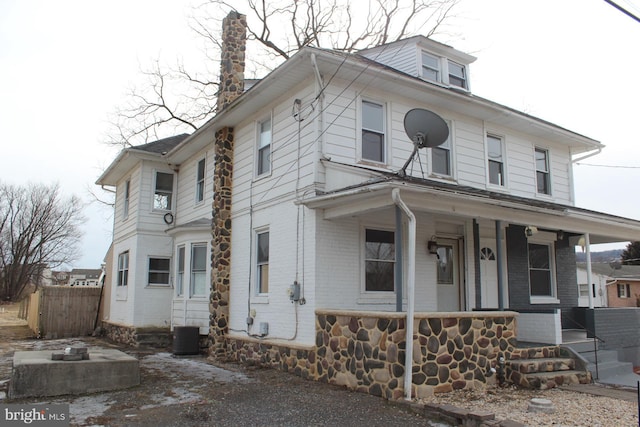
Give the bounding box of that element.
[1,0,638,269]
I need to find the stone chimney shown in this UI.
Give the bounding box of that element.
[210,11,246,359]
[217,11,246,111]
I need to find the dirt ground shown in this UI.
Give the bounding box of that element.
[0,303,446,427]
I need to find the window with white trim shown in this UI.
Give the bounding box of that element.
[421,51,440,82]
[528,242,556,297]
[364,229,395,292]
[535,148,551,195]
[176,246,185,296]
[431,128,452,177]
[148,257,170,286]
[256,231,269,294]
[257,118,272,175]
[487,134,505,186]
[154,171,174,210]
[361,100,386,163]
[123,179,130,218]
[448,60,467,89]
[190,244,207,296]
[195,158,205,203]
[617,283,631,298]
[117,251,129,287]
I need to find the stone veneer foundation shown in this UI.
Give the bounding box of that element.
[102,321,171,348]
[228,310,518,399]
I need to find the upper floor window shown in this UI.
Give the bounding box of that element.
[421,51,440,82]
[154,172,174,210]
[257,118,272,175]
[528,242,555,298]
[196,158,205,203]
[176,246,185,296]
[448,60,467,89]
[190,244,207,296]
[431,131,452,177]
[364,229,395,292]
[535,148,550,195]
[361,100,386,163]
[123,179,130,218]
[256,231,270,294]
[148,257,170,286]
[487,134,505,186]
[117,251,129,287]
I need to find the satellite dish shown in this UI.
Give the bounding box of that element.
[399,108,449,176]
[404,108,449,148]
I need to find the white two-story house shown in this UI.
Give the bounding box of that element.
[98,12,640,397]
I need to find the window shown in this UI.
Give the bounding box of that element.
[148,257,170,286]
[190,244,207,296]
[195,158,205,203]
[487,135,505,186]
[257,118,272,175]
[528,243,554,297]
[117,251,129,287]
[579,283,596,298]
[154,172,174,210]
[421,51,440,81]
[365,229,395,292]
[448,60,467,89]
[256,231,269,294]
[361,100,385,163]
[176,246,185,296]
[617,283,631,298]
[535,148,550,195]
[123,180,130,218]
[431,131,452,176]
[436,245,454,285]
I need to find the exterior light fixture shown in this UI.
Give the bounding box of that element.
[427,236,439,254]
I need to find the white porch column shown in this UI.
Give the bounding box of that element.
[584,233,594,309]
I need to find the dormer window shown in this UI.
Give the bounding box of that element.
[420,50,469,90]
[448,60,467,89]
[421,52,440,81]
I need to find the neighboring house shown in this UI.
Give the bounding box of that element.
[69,269,102,287]
[98,13,640,396]
[50,271,70,286]
[577,262,640,308]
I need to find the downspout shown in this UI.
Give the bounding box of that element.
[391,188,416,401]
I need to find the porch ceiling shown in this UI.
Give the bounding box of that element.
[301,179,640,244]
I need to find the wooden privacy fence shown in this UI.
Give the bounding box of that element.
[24,286,102,339]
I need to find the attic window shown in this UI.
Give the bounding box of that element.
[421,51,440,82]
[421,51,468,90]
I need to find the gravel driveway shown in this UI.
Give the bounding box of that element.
[0,305,446,426]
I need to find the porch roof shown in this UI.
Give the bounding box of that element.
[300,175,640,244]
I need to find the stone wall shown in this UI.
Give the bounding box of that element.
[102,321,137,346]
[227,310,518,399]
[102,321,171,348]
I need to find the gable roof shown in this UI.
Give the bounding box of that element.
[136,134,190,154]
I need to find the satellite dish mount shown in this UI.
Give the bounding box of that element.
[400,108,449,177]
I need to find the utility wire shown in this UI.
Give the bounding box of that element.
[603,0,640,23]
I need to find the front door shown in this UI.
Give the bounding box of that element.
[436,238,463,311]
[480,239,499,309]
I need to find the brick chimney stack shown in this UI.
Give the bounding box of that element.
[217,11,246,111]
[210,11,246,359]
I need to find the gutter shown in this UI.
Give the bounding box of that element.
[391,188,416,401]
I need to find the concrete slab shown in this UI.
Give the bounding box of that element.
[8,349,140,399]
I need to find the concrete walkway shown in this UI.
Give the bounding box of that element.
[562,380,639,403]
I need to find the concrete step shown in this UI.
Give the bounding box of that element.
[580,349,620,364]
[588,360,635,379]
[509,370,591,390]
[564,340,600,354]
[509,357,575,374]
[135,332,172,348]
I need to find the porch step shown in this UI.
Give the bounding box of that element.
[509,357,575,374]
[564,340,599,354]
[511,370,592,390]
[507,345,591,390]
[135,329,172,349]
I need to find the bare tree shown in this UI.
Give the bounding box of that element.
[108,0,460,147]
[0,182,85,301]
